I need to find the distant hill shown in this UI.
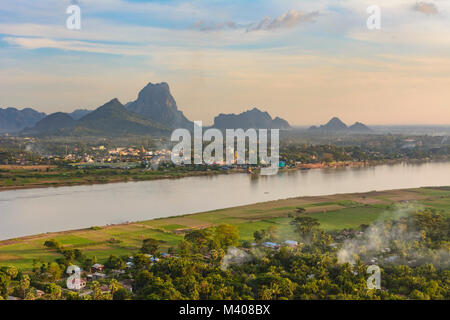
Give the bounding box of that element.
[23,99,170,137]
[126,82,193,129]
[309,117,372,133]
[22,112,75,135]
[309,117,347,132]
[0,107,46,133]
[348,122,372,133]
[76,98,169,136]
[213,108,291,130]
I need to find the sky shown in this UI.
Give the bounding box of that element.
[1,0,450,126]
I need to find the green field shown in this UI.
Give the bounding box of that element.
[0,165,231,191]
[1,186,449,271]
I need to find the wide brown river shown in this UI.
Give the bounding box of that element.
[0,161,449,240]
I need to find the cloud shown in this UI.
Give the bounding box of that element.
[413,2,439,15]
[193,9,319,33]
[193,20,240,32]
[3,36,140,55]
[247,9,319,32]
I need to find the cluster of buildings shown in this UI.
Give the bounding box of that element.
[68,253,174,296]
[65,146,172,167]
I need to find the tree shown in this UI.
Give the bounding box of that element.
[44,239,61,250]
[105,255,125,270]
[17,274,30,298]
[177,240,192,256]
[185,229,211,249]
[47,262,63,281]
[414,210,448,246]
[267,226,279,242]
[141,238,160,255]
[24,288,37,300]
[213,224,239,249]
[83,258,94,271]
[0,271,10,298]
[64,290,81,300]
[60,248,75,264]
[133,253,152,270]
[109,279,120,295]
[113,287,130,300]
[210,248,225,265]
[32,259,40,274]
[253,230,266,243]
[45,283,62,300]
[74,249,85,261]
[0,266,18,279]
[292,216,320,235]
[92,281,103,300]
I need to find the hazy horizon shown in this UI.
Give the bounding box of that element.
[1,0,450,126]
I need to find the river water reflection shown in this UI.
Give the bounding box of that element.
[0,161,449,240]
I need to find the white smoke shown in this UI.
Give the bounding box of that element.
[221,247,258,270]
[337,219,421,265]
[337,203,449,268]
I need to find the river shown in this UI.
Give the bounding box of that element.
[0,161,449,240]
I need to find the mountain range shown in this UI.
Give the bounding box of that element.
[308,117,372,133]
[22,99,170,137]
[0,107,95,133]
[2,82,292,136]
[213,108,291,130]
[0,107,46,133]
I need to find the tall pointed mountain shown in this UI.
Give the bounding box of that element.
[126,82,193,129]
[213,108,291,130]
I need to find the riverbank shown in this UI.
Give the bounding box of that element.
[0,166,245,192]
[1,186,449,270]
[0,158,445,192]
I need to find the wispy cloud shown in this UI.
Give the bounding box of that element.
[413,2,439,15]
[247,9,319,32]
[193,20,240,32]
[193,9,319,33]
[3,36,140,55]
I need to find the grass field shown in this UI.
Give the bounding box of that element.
[0,186,449,271]
[0,165,233,191]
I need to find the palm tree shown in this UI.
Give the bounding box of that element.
[270,283,282,300]
[109,279,120,295]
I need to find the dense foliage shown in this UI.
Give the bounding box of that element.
[0,209,448,300]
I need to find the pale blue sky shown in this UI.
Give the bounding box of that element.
[1,0,449,125]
